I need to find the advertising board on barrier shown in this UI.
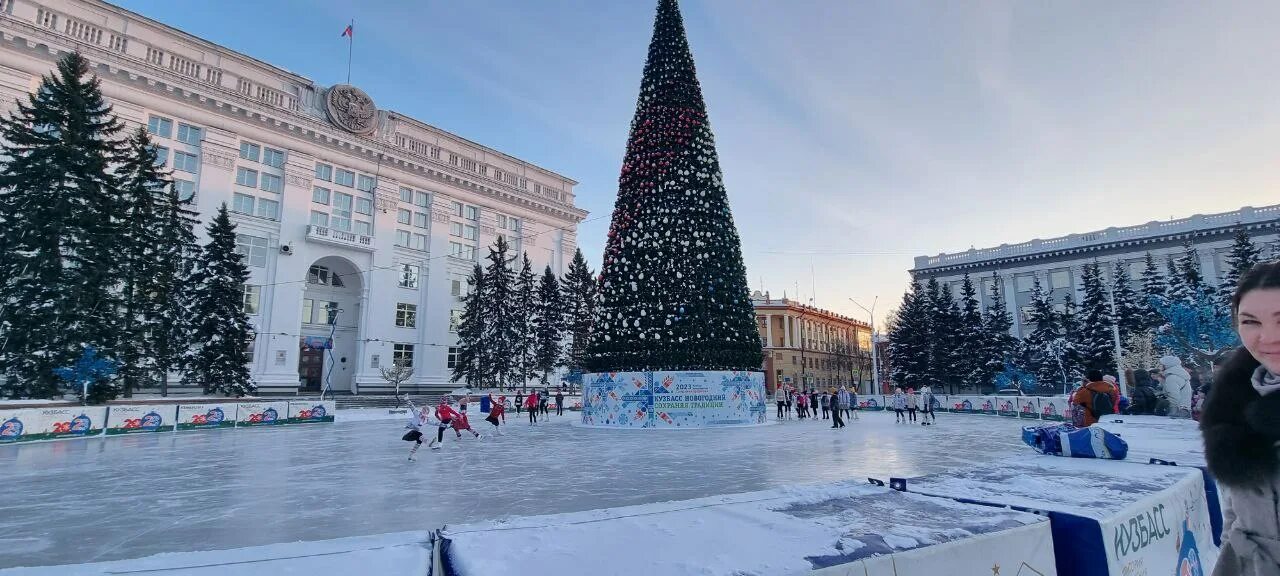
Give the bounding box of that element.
[996,396,1020,418]
[0,405,107,442]
[105,404,176,435]
[1100,470,1218,576]
[813,521,1057,576]
[979,395,998,416]
[581,371,766,428]
[286,400,335,424]
[177,403,236,430]
[236,402,288,427]
[1039,397,1070,422]
[948,395,981,414]
[857,395,883,410]
[1018,398,1040,419]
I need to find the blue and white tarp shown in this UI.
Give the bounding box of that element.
[1023,423,1129,460]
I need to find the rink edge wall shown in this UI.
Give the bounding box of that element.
[0,400,335,443]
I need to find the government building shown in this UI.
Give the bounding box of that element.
[752,292,873,395]
[911,204,1280,338]
[0,0,587,394]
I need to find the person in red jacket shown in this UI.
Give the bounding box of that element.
[430,397,459,449]
[525,391,539,425]
[486,394,506,435]
[451,411,481,439]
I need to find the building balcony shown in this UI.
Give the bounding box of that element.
[305,225,375,251]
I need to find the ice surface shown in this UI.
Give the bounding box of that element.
[0,409,1195,570]
[1094,414,1206,467]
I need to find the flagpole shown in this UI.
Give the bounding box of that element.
[346,19,353,84]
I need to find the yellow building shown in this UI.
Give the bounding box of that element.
[752,292,872,395]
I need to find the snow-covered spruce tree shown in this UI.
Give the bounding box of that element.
[481,237,518,388]
[512,253,537,389]
[1077,263,1117,374]
[956,273,988,392]
[183,205,254,396]
[1024,277,1067,392]
[560,249,595,380]
[981,272,1019,391]
[585,0,761,373]
[1220,228,1261,308]
[1140,252,1169,330]
[929,280,962,393]
[115,128,170,396]
[1111,261,1146,343]
[1169,242,1209,305]
[450,263,487,388]
[533,265,564,385]
[152,174,199,396]
[888,281,931,390]
[0,52,125,399]
[1059,294,1085,383]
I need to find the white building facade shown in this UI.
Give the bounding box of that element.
[911,205,1280,338]
[0,0,587,394]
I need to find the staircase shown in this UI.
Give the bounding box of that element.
[334,395,443,410]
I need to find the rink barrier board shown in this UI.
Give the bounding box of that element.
[176,403,236,430]
[284,400,336,424]
[0,400,337,444]
[581,371,767,428]
[235,401,289,427]
[0,405,108,442]
[808,520,1056,576]
[105,404,176,435]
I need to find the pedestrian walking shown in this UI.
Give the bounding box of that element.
[820,391,830,420]
[555,390,565,416]
[830,388,845,429]
[775,387,787,420]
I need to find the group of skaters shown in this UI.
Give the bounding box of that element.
[773,386,857,428]
[400,387,571,461]
[889,385,938,426]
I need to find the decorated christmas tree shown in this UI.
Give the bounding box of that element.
[585,0,761,373]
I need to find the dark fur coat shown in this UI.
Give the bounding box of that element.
[1202,347,1280,488]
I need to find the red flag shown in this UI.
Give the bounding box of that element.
[341,24,353,37]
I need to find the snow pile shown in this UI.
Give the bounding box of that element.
[441,481,1046,576]
[1094,415,1206,467]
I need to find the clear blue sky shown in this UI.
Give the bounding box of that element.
[113,0,1280,326]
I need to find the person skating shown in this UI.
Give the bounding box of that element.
[540,388,550,416]
[431,397,460,450]
[842,386,856,421]
[525,391,540,424]
[809,390,819,419]
[485,395,506,435]
[555,390,565,416]
[830,388,845,429]
[906,387,918,423]
[796,391,808,419]
[892,387,907,422]
[515,391,524,414]
[775,387,786,420]
[402,400,432,461]
[785,387,794,420]
[919,384,937,425]
[820,391,830,420]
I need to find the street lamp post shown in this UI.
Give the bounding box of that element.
[848,297,878,396]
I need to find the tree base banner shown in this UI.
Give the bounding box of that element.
[105,404,176,435]
[581,371,766,428]
[177,403,236,430]
[0,406,107,442]
[1039,397,1071,422]
[285,400,335,424]
[236,402,288,427]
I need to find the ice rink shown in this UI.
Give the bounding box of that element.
[2,409,1066,569]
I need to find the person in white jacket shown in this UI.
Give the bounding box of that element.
[402,400,434,461]
[892,388,907,423]
[1158,355,1194,418]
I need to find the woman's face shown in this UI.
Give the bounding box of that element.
[1237,288,1280,374]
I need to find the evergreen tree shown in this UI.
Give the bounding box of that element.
[955,273,987,392]
[512,253,537,389]
[1111,261,1146,343]
[533,265,564,385]
[1024,278,1068,392]
[887,281,931,390]
[481,236,518,388]
[0,52,125,399]
[1220,229,1261,308]
[981,272,1019,392]
[151,174,199,396]
[1140,252,1168,330]
[183,205,254,396]
[1060,293,1085,382]
[586,0,761,372]
[1170,243,1208,305]
[560,248,596,380]
[115,128,169,396]
[1078,263,1117,374]
[451,264,487,387]
[929,280,962,393]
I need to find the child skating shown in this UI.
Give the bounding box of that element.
[431,396,460,449]
[402,401,431,461]
[486,395,506,435]
[452,410,481,439]
[892,387,907,423]
[525,391,540,425]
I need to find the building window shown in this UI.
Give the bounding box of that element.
[1050,270,1071,290]
[173,151,198,173]
[355,197,373,215]
[256,198,279,220]
[1016,275,1035,293]
[310,211,329,228]
[242,285,261,314]
[449,310,462,332]
[463,225,478,241]
[400,187,414,203]
[308,265,344,287]
[465,205,479,221]
[174,179,196,201]
[451,279,462,297]
[175,123,201,145]
[393,344,414,368]
[497,214,507,229]
[235,234,269,267]
[398,264,420,289]
[151,146,168,167]
[451,201,463,217]
[397,209,412,225]
[412,233,428,251]
[315,163,333,182]
[414,191,430,208]
[239,142,260,162]
[448,347,459,369]
[396,230,411,247]
[335,168,355,187]
[332,192,353,231]
[450,222,463,237]
[236,167,258,187]
[260,173,282,193]
[147,115,172,138]
[232,193,254,216]
[395,303,417,328]
[355,220,372,237]
[357,174,376,192]
[263,147,285,168]
[413,212,429,229]
[312,186,330,205]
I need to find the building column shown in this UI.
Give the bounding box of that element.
[765,314,774,347]
[1002,274,1021,338]
[784,316,792,348]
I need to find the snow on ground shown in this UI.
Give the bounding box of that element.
[1094,414,1206,467]
[0,409,1199,573]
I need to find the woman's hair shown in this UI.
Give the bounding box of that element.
[1232,260,1280,319]
[1133,370,1153,387]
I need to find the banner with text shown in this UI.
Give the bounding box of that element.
[948,395,982,414]
[286,400,336,424]
[236,402,288,427]
[177,403,236,430]
[978,395,998,416]
[1099,470,1218,576]
[582,371,765,428]
[1039,397,1071,422]
[995,396,1020,418]
[105,404,176,435]
[814,521,1057,576]
[0,405,107,442]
